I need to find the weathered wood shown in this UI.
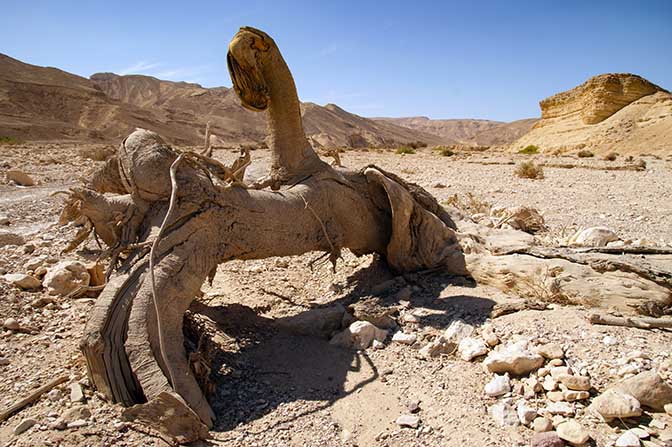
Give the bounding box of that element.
[0,375,68,422]
[588,313,672,329]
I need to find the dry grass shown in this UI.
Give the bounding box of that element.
[514,161,544,179]
[442,192,492,215]
[433,146,455,157]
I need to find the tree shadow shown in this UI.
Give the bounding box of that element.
[185,256,496,440]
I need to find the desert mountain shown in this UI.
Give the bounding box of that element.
[0,53,445,148]
[374,116,537,146]
[511,73,672,154]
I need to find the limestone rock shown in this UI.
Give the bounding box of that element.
[69,383,85,403]
[0,230,25,247]
[490,402,519,427]
[6,169,35,186]
[484,341,544,375]
[558,374,591,391]
[531,431,565,447]
[481,325,499,347]
[61,406,91,423]
[329,321,387,349]
[419,320,474,358]
[396,414,420,428]
[392,331,417,346]
[556,420,590,445]
[13,418,37,435]
[517,400,537,425]
[612,370,672,411]
[458,337,488,361]
[533,417,554,433]
[3,273,40,290]
[485,373,511,397]
[535,343,564,360]
[570,227,619,247]
[588,389,642,421]
[546,402,574,416]
[564,390,589,402]
[616,430,642,447]
[43,260,90,296]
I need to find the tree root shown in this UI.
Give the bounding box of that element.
[588,313,672,329]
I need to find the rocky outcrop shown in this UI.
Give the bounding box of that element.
[511,73,672,155]
[540,73,665,125]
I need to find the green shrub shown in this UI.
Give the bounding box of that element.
[514,161,544,179]
[434,146,455,157]
[396,146,416,155]
[0,136,20,145]
[518,145,539,155]
[577,150,594,158]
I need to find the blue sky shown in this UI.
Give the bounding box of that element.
[2,0,671,121]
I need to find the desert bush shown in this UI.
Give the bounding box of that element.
[443,192,491,215]
[434,146,455,157]
[518,145,539,155]
[79,145,115,161]
[405,141,427,149]
[603,152,618,161]
[396,146,416,155]
[577,150,594,158]
[0,136,20,145]
[514,161,544,179]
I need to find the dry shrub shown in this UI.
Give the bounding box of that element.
[577,150,594,158]
[405,141,427,149]
[603,152,618,161]
[434,146,455,157]
[443,192,491,215]
[79,145,115,161]
[396,146,416,155]
[514,161,544,179]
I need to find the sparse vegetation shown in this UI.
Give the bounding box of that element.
[577,149,594,158]
[404,140,427,149]
[434,146,455,156]
[443,192,492,215]
[514,160,545,179]
[603,152,618,161]
[518,144,539,155]
[0,136,21,145]
[396,146,416,155]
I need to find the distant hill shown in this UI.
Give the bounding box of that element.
[510,73,672,155]
[373,116,537,146]
[0,53,444,148]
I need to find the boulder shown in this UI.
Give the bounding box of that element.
[570,227,619,247]
[612,370,672,411]
[43,260,90,296]
[588,389,642,421]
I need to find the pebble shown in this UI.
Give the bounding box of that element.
[665,403,672,416]
[6,169,36,186]
[0,357,9,366]
[588,389,642,421]
[546,402,575,416]
[490,402,519,427]
[558,374,591,391]
[517,401,537,425]
[533,417,554,433]
[47,389,62,402]
[14,418,37,435]
[396,414,420,428]
[392,331,417,346]
[458,337,489,361]
[564,390,590,402]
[603,335,619,346]
[485,373,511,397]
[69,383,85,403]
[0,230,25,247]
[615,430,642,447]
[3,273,41,290]
[530,431,565,447]
[481,325,499,347]
[3,318,20,331]
[547,391,565,402]
[556,420,590,445]
[535,343,564,360]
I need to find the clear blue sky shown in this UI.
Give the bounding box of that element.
[2,0,671,121]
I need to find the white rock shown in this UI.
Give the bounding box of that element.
[14,418,37,435]
[572,227,619,247]
[2,318,20,330]
[615,430,641,447]
[418,320,474,358]
[444,319,475,342]
[549,366,571,379]
[329,321,387,349]
[69,383,85,403]
[392,331,417,346]
[43,260,90,296]
[396,414,420,428]
[603,335,619,346]
[371,339,385,350]
[481,325,499,347]
[546,402,575,416]
[3,273,41,290]
[517,400,537,425]
[485,373,511,397]
[458,337,488,361]
[588,389,642,421]
[484,342,544,375]
[490,402,519,427]
[557,420,590,445]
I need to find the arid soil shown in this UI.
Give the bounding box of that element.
[1,144,671,447]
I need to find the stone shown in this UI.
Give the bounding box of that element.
[546,402,575,416]
[665,403,672,416]
[3,318,20,330]
[481,325,499,347]
[329,321,387,349]
[0,357,9,366]
[418,320,474,358]
[612,370,672,411]
[557,420,590,445]
[615,430,642,447]
[43,260,90,296]
[47,389,62,402]
[275,305,345,337]
[588,389,642,421]
[547,391,565,402]
[490,402,519,427]
[531,431,565,447]
[6,169,35,186]
[349,298,397,329]
[533,417,554,433]
[564,390,590,402]
[517,400,537,425]
[491,206,546,234]
[629,428,649,439]
[458,337,488,361]
[484,342,544,376]
[13,418,37,435]
[0,215,9,225]
[69,383,85,403]
[485,373,511,397]
[548,359,564,367]
[603,335,619,346]
[0,230,25,247]
[536,343,564,360]
[543,376,559,392]
[571,226,619,247]
[395,414,420,428]
[67,419,89,428]
[25,255,48,271]
[405,399,421,413]
[61,406,91,423]
[392,331,417,346]
[3,273,41,290]
[558,374,591,391]
[550,366,571,379]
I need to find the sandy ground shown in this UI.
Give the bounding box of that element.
[0,143,671,447]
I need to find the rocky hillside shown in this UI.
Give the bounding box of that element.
[374,116,537,146]
[0,53,443,148]
[511,73,672,155]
